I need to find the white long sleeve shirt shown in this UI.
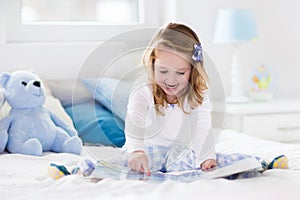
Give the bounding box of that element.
[123,84,216,167]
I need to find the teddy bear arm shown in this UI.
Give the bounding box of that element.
[0,116,9,152]
[49,111,78,137]
[0,131,8,152]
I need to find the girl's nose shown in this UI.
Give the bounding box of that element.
[166,74,177,83]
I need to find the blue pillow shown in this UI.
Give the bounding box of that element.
[64,101,125,147]
[83,78,134,121]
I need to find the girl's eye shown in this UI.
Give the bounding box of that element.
[21,81,27,86]
[160,70,167,73]
[177,72,185,75]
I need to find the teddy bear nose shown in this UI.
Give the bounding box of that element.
[33,81,41,88]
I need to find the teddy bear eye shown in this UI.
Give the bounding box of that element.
[21,81,27,86]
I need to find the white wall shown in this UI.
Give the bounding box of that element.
[0,0,299,98]
[0,43,96,80]
[174,0,300,98]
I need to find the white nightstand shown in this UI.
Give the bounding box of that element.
[212,98,300,142]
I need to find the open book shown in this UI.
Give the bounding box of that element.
[89,157,262,183]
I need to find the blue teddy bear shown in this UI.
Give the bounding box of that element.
[0,70,83,156]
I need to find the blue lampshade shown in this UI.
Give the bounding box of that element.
[213,9,258,43]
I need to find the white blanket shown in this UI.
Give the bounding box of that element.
[1,129,300,200]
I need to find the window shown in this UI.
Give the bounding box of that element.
[5,0,161,42]
[21,0,142,25]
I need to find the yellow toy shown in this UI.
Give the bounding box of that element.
[268,155,289,169]
[48,159,96,180]
[48,163,70,180]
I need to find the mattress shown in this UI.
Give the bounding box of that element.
[1,129,300,200]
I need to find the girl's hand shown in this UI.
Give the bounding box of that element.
[128,150,150,175]
[201,159,217,170]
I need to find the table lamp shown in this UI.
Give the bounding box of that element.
[213,9,258,103]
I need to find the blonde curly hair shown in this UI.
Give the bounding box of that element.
[142,22,209,115]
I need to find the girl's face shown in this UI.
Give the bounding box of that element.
[154,49,191,103]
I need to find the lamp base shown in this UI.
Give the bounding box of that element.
[226,96,249,104]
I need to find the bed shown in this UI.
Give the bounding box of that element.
[1,129,300,200]
[0,44,300,199]
[1,77,300,200]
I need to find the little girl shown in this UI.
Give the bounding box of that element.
[122,22,217,175]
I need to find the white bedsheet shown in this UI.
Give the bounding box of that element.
[1,129,300,200]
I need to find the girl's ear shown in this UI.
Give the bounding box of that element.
[0,72,11,88]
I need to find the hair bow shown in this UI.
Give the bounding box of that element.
[192,43,203,62]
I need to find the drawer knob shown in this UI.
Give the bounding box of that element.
[278,126,300,131]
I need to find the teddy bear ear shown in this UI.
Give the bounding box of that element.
[0,72,11,88]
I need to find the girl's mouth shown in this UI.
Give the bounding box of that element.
[165,83,178,89]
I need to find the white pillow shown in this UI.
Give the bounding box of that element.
[0,88,4,109]
[0,102,9,120]
[83,77,134,121]
[44,96,74,126]
[47,80,93,106]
